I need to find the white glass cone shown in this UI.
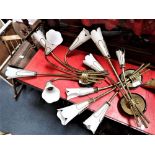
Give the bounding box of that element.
[32,29,63,55]
[57,100,90,125]
[5,66,37,79]
[32,30,46,47]
[46,29,63,45]
[116,50,125,67]
[42,81,60,104]
[83,102,110,134]
[83,53,104,71]
[66,87,95,100]
[69,28,90,51]
[45,29,63,55]
[91,27,110,58]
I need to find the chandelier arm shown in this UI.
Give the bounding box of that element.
[88,76,106,80]
[50,51,82,73]
[122,66,141,126]
[106,75,142,127]
[122,67,132,98]
[49,77,79,82]
[131,66,150,80]
[42,37,81,73]
[132,63,150,76]
[44,55,78,76]
[98,84,114,91]
[37,73,80,78]
[106,58,133,102]
[63,49,86,73]
[93,87,116,101]
[106,76,128,101]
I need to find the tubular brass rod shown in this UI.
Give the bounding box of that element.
[107,58,131,101]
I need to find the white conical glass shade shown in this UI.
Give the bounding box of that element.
[46,29,63,45]
[91,27,110,58]
[57,100,90,125]
[42,81,60,104]
[66,87,95,100]
[32,30,46,47]
[116,50,125,67]
[45,29,63,55]
[32,29,63,55]
[5,66,37,79]
[69,28,90,51]
[83,53,104,71]
[83,102,110,134]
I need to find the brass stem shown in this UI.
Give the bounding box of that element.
[132,63,145,75]
[108,91,119,103]
[50,77,79,82]
[107,58,131,101]
[93,87,116,101]
[37,73,79,78]
[98,85,114,91]
[122,67,132,98]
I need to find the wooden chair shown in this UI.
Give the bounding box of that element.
[0,19,41,99]
[0,20,25,99]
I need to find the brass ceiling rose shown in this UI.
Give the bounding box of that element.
[120,69,142,89]
[120,93,146,116]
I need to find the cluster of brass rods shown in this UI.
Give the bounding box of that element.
[51,50,82,73]
[122,66,139,126]
[107,58,132,99]
[129,63,150,82]
[97,65,149,92]
[106,57,150,128]
[45,41,108,79]
[37,73,79,78]
[60,68,144,101]
[64,49,82,72]
[68,64,149,99]
[45,55,107,83]
[121,62,150,127]
[50,77,79,82]
[107,59,150,100]
[45,55,77,75]
[42,41,108,83]
[118,65,150,87]
[94,65,148,97]
[105,71,148,128]
[122,66,141,126]
[133,63,150,75]
[90,87,117,103]
[50,48,108,77]
[42,38,82,73]
[54,49,82,73]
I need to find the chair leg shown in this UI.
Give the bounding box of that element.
[12,79,24,100]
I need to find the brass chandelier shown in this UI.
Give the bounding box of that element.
[5,27,150,134]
